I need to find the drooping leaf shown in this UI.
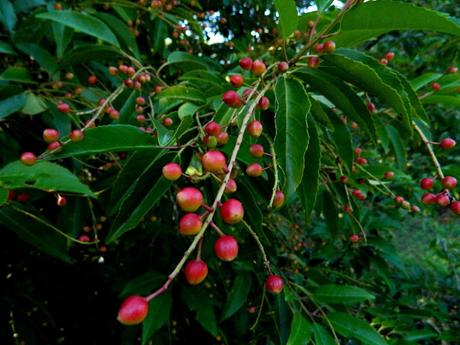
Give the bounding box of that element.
[21,93,47,115]
[120,272,166,298]
[386,125,407,169]
[286,313,312,345]
[313,284,375,305]
[312,323,336,345]
[0,187,8,205]
[182,287,218,336]
[221,273,252,320]
[422,95,460,107]
[142,292,172,345]
[15,43,59,74]
[274,76,311,196]
[0,66,34,83]
[0,92,27,119]
[0,0,17,33]
[274,0,298,38]
[411,73,443,91]
[157,85,206,104]
[166,51,221,71]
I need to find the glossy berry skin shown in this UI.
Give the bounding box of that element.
[225,179,237,193]
[220,199,244,224]
[258,96,270,110]
[239,57,253,70]
[247,120,263,137]
[202,150,227,173]
[179,213,202,235]
[420,177,434,190]
[384,171,395,180]
[431,82,441,92]
[411,205,421,213]
[265,275,283,294]
[436,193,450,207]
[136,97,145,105]
[421,193,437,205]
[204,121,221,136]
[395,196,405,204]
[451,201,460,215]
[117,295,149,325]
[222,90,243,108]
[355,157,367,165]
[230,74,244,88]
[278,61,289,73]
[162,163,182,181]
[246,163,263,177]
[47,142,62,152]
[214,235,239,261]
[339,175,349,184]
[217,132,229,145]
[440,138,456,150]
[70,129,84,142]
[385,52,395,61]
[441,176,457,190]
[352,189,366,201]
[20,152,36,166]
[176,187,203,212]
[307,56,320,68]
[323,40,336,53]
[367,102,376,112]
[251,60,266,75]
[273,190,285,209]
[313,43,324,53]
[353,147,362,156]
[57,102,70,113]
[163,117,173,126]
[57,195,67,206]
[184,259,208,285]
[350,234,360,242]
[249,144,264,158]
[88,75,98,85]
[43,129,60,143]
[379,58,388,65]
[447,66,458,74]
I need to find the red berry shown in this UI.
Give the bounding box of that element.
[251,60,266,75]
[43,129,60,143]
[16,193,29,203]
[69,129,85,142]
[225,179,237,193]
[20,152,36,166]
[395,196,405,204]
[204,121,222,136]
[411,205,421,213]
[352,189,366,201]
[343,204,352,213]
[385,52,395,61]
[136,115,146,123]
[88,75,98,85]
[246,163,263,177]
[108,66,118,75]
[339,175,349,184]
[179,213,202,235]
[47,141,62,152]
[431,82,441,92]
[57,102,70,113]
[307,56,320,68]
[273,190,285,209]
[258,96,270,110]
[57,195,67,206]
[220,199,244,224]
[436,193,450,207]
[176,187,203,212]
[278,61,289,73]
[202,150,227,174]
[355,157,368,165]
[367,102,376,112]
[136,97,145,105]
[239,57,253,70]
[117,295,149,325]
[349,234,360,242]
[7,190,15,201]
[265,275,283,294]
[247,120,263,137]
[353,147,362,156]
[163,117,173,126]
[447,66,458,74]
[222,90,243,108]
[216,132,229,145]
[109,109,120,120]
[313,43,324,53]
[78,234,90,242]
[420,177,434,190]
[162,163,182,181]
[421,193,437,205]
[249,144,264,158]
[323,41,336,53]
[184,259,208,285]
[441,176,457,189]
[214,235,239,261]
[230,74,244,88]
[384,171,395,180]
[243,88,254,98]
[439,138,456,150]
[379,58,388,65]
[451,201,460,215]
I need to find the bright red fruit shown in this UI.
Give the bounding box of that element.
[204,121,222,136]
[313,43,324,53]
[246,163,263,177]
[179,213,202,235]
[355,157,368,165]
[436,193,450,207]
[225,179,237,193]
[202,150,227,173]
[421,193,437,205]
[278,61,289,72]
[420,177,434,190]
[247,120,263,137]
[249,144,264,158]
[307,56,320,68]
[163,117,173,126]
[17,193,29,203]
[350,234,360,242]
[214,235,239,261]
[451,201,460,215]
[447,66,458,74]
[57,195,67,207]
[441,176,457,189]
[367,102,376,112]
[70,129,84,142]
[230,74,244,88]
[88,75,98,85]
[176,187,203,212]
[395,196,405,204]
[251,60,266,75]
[385,52,395,61]
[20,152,36,166]
[136,96,145,105]
[273,190,285,209]
[117,295,149,325]
[43,129,60,143]
[258,96,270,110]
[439,138,456,150]
[384,171,395,180]
[265,275,283,294]
[379,58,388,65]
[353,147,362,156]
[217,132,229,145]
[239,57,253,70]
[57,102,70,113]
[220,199,244,224]
[411,205,421,213]
[431,82,441,91]
[162,162,182,181]
[222,90,243,108]
[339,175,349,184]
[184,259,208,285]
[323,40,336,53]
[352,189,366,201]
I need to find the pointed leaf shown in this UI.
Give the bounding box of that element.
[221,273,252,320]
[313,284,375,305]
[312,323,336,345]
[274,0,298,38]
[142,292,172,344]
[286,313,312,345]
[0,92,27,119]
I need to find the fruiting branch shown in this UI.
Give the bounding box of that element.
[265,134,280,209]
[241,219,272,274]
[413,121,445,179]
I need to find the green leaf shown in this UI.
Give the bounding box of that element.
[0,41,16,54]
[286,313,312,345]
[410,73,443,91]
[328,312,388,345]
[0,66,34,83]
[118,90,137,123]
[334,0,460,47]
[21,93,47,115]
[52,125,157,158]
[0,0,17,33]
[0,205,71,263]
[52,22,73,59]
[313,284,375,305]
[0,161,94,196]
[422,95,460,107]
[0,187,8,205]
[323,190,338,238]
[166,51,221,71]
[178,102,200,119]
[328,110,353,171]
[15,43,59,74]
[157,85,206,104]
[61,45,123,66]
[274,0,298,38]
[403,329,438,341]
[36,10,119,47]
[221,273,251,320]
[316,0,334,11]
[312,323,336,345]
[298,116,320,223]
[0,92,27,119]
[142,292,172,345]
[274,76,311,196]
[120,272,165,298]
[182,287,218,336]
[386,125,406,169]
[151,18,168,54]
